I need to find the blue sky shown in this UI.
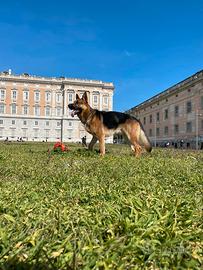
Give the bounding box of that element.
[0,0,203,111]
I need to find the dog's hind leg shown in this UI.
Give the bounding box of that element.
[131,142,142,157]
[122,123,142,157]
[88,136,97,151]
[128,131,142,157]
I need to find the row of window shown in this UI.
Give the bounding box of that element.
[139,89,199,113]
[143,100,203,124]
[0,104,76,116]
[0,89,62,102]
[0,90,109,106]
[0,119,73,127]
[148,120,203,136]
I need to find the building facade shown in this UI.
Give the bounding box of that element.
[127,70,203,149]
[0,70,114,142]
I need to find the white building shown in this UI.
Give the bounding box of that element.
[0,70,114,142]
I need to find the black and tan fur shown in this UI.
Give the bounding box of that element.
[68,92,152,156]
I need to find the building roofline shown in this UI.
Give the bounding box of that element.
[128,69,203,111]
[0,71,114,90]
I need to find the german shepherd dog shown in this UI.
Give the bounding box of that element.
[68,92,152,156]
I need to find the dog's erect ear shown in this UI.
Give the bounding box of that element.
[76,94,80,100]
[82,92,88,103]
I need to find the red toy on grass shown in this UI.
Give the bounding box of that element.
[53,142,69,152]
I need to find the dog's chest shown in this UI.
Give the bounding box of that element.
[84,123,92,133]
[84,122,96,136]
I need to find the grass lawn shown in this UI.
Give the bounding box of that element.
[0,142,202,269]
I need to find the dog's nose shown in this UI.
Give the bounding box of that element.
[68,104,73,109]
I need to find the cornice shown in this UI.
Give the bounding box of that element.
[0,74,114,90]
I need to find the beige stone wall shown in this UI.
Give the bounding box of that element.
[127,71,203,148]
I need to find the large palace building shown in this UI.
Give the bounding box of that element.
[127,70,203,149]
[0,70,114,142]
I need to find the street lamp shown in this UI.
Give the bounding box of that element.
[60,82,65,143]
[195,109,202,150]
[154,117,157,147]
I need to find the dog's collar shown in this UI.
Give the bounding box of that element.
[83,109,95,129]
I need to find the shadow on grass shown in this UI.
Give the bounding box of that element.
[1,261,54,270]
[1,259,74,270]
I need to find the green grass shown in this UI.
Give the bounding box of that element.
[0,142,202,269]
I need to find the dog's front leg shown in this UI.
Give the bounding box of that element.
[88,136,97,151]
[99,135,105,156]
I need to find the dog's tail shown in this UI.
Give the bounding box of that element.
[139,126,152,152]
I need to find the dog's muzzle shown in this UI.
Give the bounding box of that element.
[68,104,81,117]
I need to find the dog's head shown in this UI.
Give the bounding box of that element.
[68,92,89,117]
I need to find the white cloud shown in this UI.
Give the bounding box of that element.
[124,50,132,57]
